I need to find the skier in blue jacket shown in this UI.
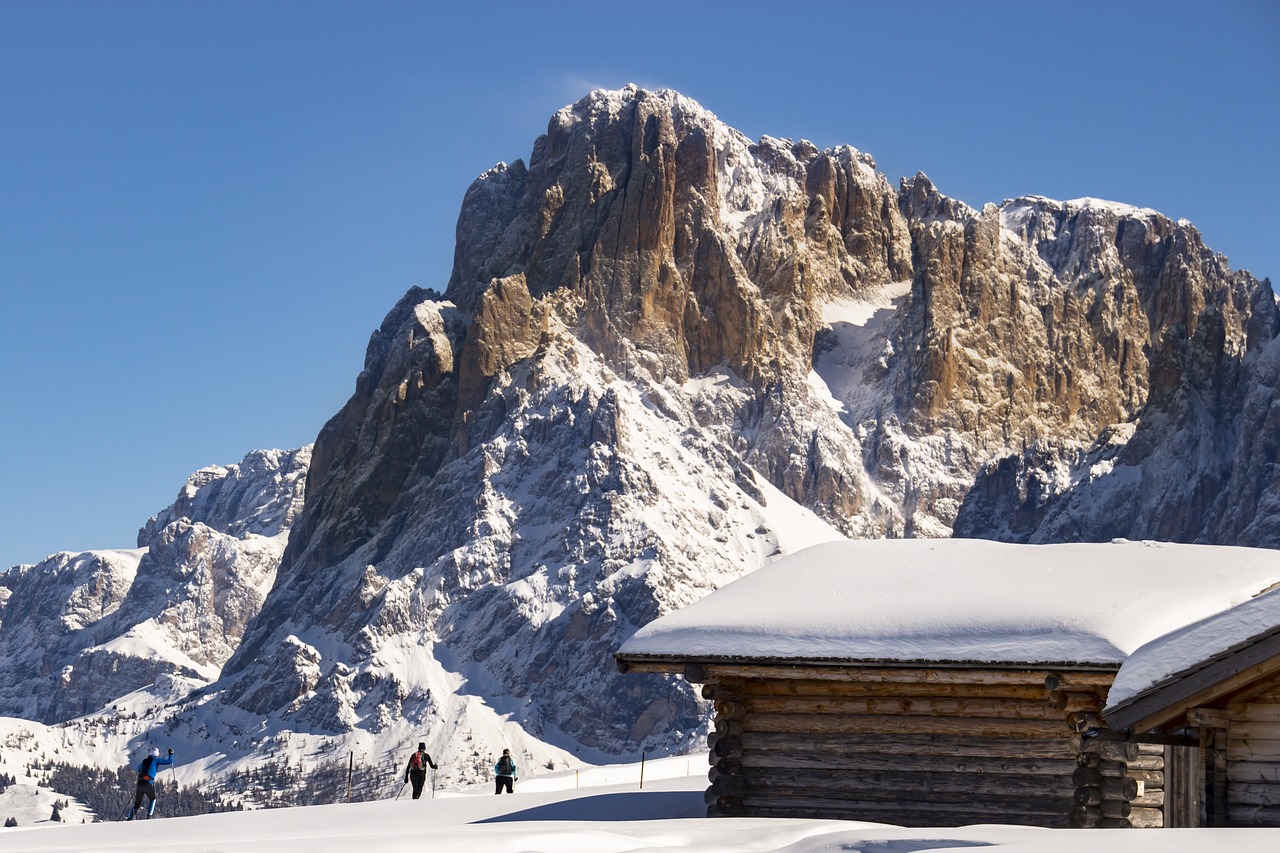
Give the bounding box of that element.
[127,746,174,820]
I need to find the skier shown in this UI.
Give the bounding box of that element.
[402,742,438,800]
[493,748,517,794]
[126,746,174,820]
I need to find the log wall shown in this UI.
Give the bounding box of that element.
[700,667,1112,827]
[1225,690,1280,826]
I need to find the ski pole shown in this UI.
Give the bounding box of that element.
[394,779,406,801]
[167,751,178,817]
[431,767,436,799]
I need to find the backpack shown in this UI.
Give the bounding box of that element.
[137,756,156,783]
[410,752,423,771]
[497,755,514,775]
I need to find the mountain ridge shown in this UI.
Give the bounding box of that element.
[1,86,1275,786]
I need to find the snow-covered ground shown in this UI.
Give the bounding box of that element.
[1,754,1276,852]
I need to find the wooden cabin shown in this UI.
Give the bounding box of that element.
[616,539,1280,828]
[1104,587,1280,826]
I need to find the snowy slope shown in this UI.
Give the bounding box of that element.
[2,755,1277,851]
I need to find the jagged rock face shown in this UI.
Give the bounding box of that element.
[215,86,1277,755]
[447,87,912,384]
[138,448,310,543]
[0,447,309,722]
[0,550,139,719]
[951,197,1278,544]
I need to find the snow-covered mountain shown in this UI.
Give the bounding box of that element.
[2,86,1276,799]
[0,448,309,723]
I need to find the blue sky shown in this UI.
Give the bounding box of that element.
[1,0,1277,569]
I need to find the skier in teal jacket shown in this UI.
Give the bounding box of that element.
[494,748,517,794]
[127,747,174,820]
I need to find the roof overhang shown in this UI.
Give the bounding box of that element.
[615,651,1120,678]
[1104,625,1280,733]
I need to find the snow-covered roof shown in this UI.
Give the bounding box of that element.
[1106,583,1280,712]
[618,539,1280,668]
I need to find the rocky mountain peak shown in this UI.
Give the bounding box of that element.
[4,88,1275,774]
[204,86,1278,760]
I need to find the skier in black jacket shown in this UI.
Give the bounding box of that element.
[403,742,438,800]
[127,747,174,820]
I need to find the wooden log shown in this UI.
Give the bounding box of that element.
[1227,737,1280,762]
[1075,754,1127,774]
[714,700,745,720]
[1074,787,1103,807]
[703,794,743,815]
[1064,758,1126,783]
[1125,753,1165,771]
[1226,803,1280,825]
[742,694,1067,720]
[709,774,746,797]
[738,792,1072,822]
[1232,702,1280,723]
[1045,672,1118,692]
[1076,751,1101,768]
[1073,767,1103,787]
[1047,691,1105,713]
[1099,776,1139,801]
[714,719,743,738]
[706,664,1070,686]
[1099,818,1131,828]
[1226,760,1280,783]
[700,684,719,701]
[711,736,741,758]
[1224,782,1280,806]
[742,712,1071,739]
[1127,768,1165,787]
[1132,788,1165,807]
[1128,806,1163,828]
[1068,712,1105,733]
[1075,778,1146,804]
[738,747,1077,776]
[1095,741,1140,762]
[1068,804,1102,827]
[1187,707,1232,728]
[738,767,1075,799]
[738,786,1073,811]
[1225,722,1280,741]
[1100,799,1131,819]
[714,756,742,776]
[739,731,1074,759]
[738,679,1056,701]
